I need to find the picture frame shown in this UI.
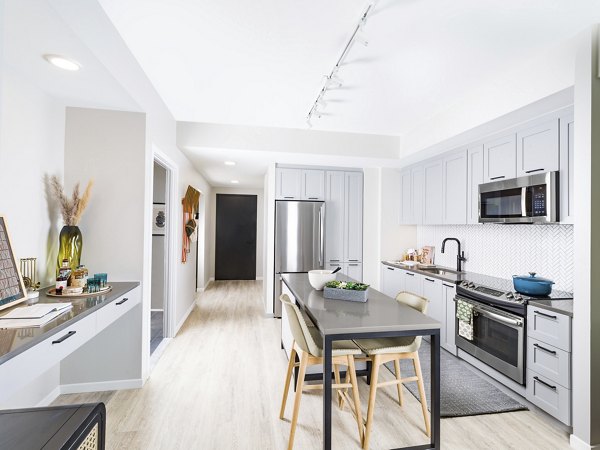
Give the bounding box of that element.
[152,203,166,236]
[0,217,27,311]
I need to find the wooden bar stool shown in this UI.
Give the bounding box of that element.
[279,294,364,450]
[354,292,431,450]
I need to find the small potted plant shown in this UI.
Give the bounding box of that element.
[323,280,369,302]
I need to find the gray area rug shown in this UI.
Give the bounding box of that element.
[384,340,528,418]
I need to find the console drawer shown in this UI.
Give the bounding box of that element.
[96,287,140,331]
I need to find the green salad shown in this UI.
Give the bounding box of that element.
[325,281,369,291]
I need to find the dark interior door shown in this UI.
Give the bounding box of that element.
[215,194,257,280]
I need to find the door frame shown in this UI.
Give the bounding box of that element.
[153,149,178,339]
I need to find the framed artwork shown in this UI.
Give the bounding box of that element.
[152,203,166,236]
[0,217,27,311]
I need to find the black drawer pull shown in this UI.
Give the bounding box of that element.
[348,264,359,267]
[116,297,129,305]
[534,343,557,355]
[52,331,76,344]
[308,197,319,200]
[284,196,294,199]
[330,259,340,262]
[387,267,394,271]
[424,277,435,282]
[534,310,557,320]
[534,376,557,391]
[490,176,505,180]
[349,259,359,262]
[443,283,454,288]
[406,272,415,277]
[525,168,545,174]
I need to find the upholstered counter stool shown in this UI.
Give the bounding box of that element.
[279,294,364,450]
[354,292,431,450]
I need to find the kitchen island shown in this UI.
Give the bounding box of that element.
[281,273,441,450]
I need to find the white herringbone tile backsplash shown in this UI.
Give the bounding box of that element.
[417,224,574,292]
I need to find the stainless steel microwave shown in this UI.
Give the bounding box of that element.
[478,171,559,224]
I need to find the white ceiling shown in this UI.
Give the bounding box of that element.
[2,0,140,113]
[98,0,600,137]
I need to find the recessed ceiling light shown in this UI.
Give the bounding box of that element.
[43,54,81,71]
[224,161,236,166]
[231,180,239,184]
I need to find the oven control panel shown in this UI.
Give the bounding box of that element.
[459,280,524,304]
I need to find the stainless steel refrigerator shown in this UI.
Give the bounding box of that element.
[274,200,325,317]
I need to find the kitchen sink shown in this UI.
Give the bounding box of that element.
[419,267,463,276]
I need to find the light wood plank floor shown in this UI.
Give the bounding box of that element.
[54,280,572,449]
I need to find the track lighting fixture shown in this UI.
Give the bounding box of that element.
[305,3,375,127]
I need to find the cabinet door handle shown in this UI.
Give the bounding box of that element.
[387,267,394,271]
[284,196,294,199]
[330,259,340,262]
[406,272,415,277]
[116,297,129,305]
[534,310,557,320]
[533,376,557,391]
[308,197,319,200]
[348,264,359,267]
[490,176,505,180]
[525,168,545,174]
[424,277,435,282]
[533,343,557,355]
[52,330,76,344]
[443,283,454,288]
[348,259,359,262]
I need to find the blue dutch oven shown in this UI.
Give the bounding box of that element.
[512,272,554,296]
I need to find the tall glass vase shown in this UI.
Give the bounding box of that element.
[57,226,82,275]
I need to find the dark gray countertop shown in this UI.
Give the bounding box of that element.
[381,260,465,284]
[527,299,573,317]
[282,273,440,336]
[0,281,140,365]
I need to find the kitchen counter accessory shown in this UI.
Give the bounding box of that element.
[513,272,554,296]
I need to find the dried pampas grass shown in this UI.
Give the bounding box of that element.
[50,176,93,226]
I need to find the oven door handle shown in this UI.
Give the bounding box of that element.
[473,307,523,327]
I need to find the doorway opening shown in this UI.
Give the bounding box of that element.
[215,194,257,280]
[150,161,169,354]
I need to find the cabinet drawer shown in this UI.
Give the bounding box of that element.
[0,313,96,404]
[527,337,570,388]
[97,289,140,331]
[527,307,571,351]
[526,370,571,425]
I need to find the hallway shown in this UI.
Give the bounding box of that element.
[53,281,570,449]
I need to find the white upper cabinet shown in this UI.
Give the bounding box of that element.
[399,169,413,225]
[423,160,443,224]
[467,145,484,224]
[276,168,302,199]
[344,172,363,263]
[302,170,325,200]
[484,134,517,182]
[325,171,345,262]
[516,119,559,177]
[443,150,468,225]
[411,166,424,225]
[559,113,574,223]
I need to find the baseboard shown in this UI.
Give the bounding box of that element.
[150,308,164,312]
[175,300,196,335]
[256,276,264,281]
[209,277,215,282]
[60,378,143,395]
[36,386,61,407]
[570,435,600,450]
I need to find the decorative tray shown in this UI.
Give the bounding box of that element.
[46,286,112,298]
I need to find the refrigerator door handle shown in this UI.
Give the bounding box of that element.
[318,207,324,268]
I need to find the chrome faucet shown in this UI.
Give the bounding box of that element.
[441,238,466,272]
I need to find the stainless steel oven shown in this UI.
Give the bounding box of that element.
[455,295,525,384]
[478,171,558,224]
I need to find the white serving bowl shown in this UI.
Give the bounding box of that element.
[308,269,337,291]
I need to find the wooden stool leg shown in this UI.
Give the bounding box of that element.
[280,346,297,419]
[412,353,431,438]
[347,355,364,445]
[333,364,344,409]
[288,351,308,450]
[393,358,404,406]
[363,354,381,450]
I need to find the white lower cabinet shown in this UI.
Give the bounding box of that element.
[525,305,572,425]
[443,282,457,354]
[422,276,444,337]
[345,263,362,282]
[403,270,422,297]
[381,264,404,298]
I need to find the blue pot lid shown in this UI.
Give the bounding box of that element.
[512,272,554,284]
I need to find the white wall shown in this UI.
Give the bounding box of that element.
[209,187,264,280]
[0,66,65,285]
